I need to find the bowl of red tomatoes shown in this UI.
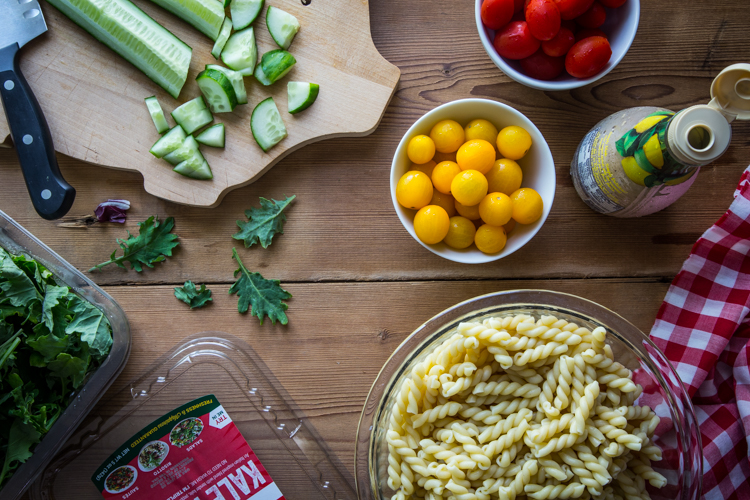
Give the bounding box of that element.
[476,0,639,90]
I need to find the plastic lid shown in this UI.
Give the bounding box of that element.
[709,63,750,122]
[667,105,732,166]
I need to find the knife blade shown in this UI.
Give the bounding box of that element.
[0,0,75,220]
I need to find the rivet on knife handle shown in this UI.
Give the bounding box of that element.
[0,43,75,220]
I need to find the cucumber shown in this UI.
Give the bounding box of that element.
[230,0,264,30]
[46,0,192,98]
[253,61,272,86]
[221,27,257,76]
[266,6,300,50]
[211,18,232,59]
[171,97,213,134]
[287,82,319,114]
[196,69,238,113]
[149,125,186,157]
[251,97,287,152]
[206,64,247,104]
[259,50,296,84]
[174,151,213,179]
[163,135,200,165]
[196,123,225,148]
[147,0,225,40]
[145,96,169,133]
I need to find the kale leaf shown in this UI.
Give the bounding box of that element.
[174,281,213,309]
[233,195,296,249]
[90,216,180,272]
[229,248,291,325]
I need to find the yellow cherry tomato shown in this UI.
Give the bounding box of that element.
[414,205,450,244]
[479,192,513,226]
[475,224,507,254]
[433,151,457,163]
[444,216,476,249]
[465,119,499,145]
[411,160,437,177]
[510,187,543,224]
[486,158,523,196]
[430,120,465,153]
[497,126,532,160]
[396,171,434,210]
[451,170,488,207]
[430,191,457,217]
[456,139,496,174]
[455,200,481,220]
[431,161,462,195]
[503,219,516,234]
[407,135,436,164]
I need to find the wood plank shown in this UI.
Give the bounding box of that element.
[97,279,670,478]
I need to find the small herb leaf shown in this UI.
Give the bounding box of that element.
[229,248,291,325]
[174,281,213,309]
[233,195,296,249]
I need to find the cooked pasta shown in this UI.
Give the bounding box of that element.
[385,313,666,499]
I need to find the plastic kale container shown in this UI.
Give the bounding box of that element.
[0,210,131,500]
[28,333,357,500]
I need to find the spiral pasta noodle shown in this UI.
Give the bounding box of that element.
[385,314,666,500]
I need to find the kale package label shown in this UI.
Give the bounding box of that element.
[92,395,284,500]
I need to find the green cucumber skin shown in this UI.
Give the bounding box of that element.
[46,0,192,98]
[288,83,319,114]
[149,125,186,157]
[196,69,238,113]
[148,0,225,40]
[211,18,233,59]
[206,65,248,104]
[259,50,296,84]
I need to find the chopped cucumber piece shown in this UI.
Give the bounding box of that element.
[221,27,257,76]
[287,82,319,114]
[150,125,186,157]
[171,97,213,134]
[145,96,169,133]
[230,0,264,30]
[253,61,272,86]
[251,97,287,152]
[46,0,192,99]
[197,69,238,113]
[164,135,200,165]
[259,50,296,84]
[196,123,225,148]
[174,151,213,179]
[211,18,233,59]
[206,64,247,104]
[266,6,300,50]
[147,0,225,40]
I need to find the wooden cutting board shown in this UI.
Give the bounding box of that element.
[0,0,399,207]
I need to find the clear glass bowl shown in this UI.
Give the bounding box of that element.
[0,210,131,500]
[355,290,701,500]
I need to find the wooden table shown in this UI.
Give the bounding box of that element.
[2,0,750,495]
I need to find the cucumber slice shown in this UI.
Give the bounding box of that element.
[147,0,225,40]
[266,6,300,50]
[149,125,186,157]
[251,97,287,152]
[196,123,225,148]
[211,18,232,59]
[145,96,169,133]
[221,27,257,76]
[46,0,192,99]
[163,135,200,165]
[174,157,213,179]
[196,69,238,113]
[206,64,247,104]
[253,61,272,86]
[171,97,213,134]
[230,0,264,30]
[287,82,319,114]
[259,50,296,85]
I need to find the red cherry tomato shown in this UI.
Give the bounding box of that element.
[565,36,611,78]
[575,28,606,41]
[520,49,565,80]
[525,0,561,41]
[576,1,606,28]
[541,27,576,57]
[493,21,542,60]
[514,0,525,12]
[599,0,626,7]
[482,0,515,30]
[553,0,594,20]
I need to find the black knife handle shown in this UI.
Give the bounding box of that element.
[0,43,74,220]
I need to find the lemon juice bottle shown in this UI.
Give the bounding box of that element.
[571,64,750,217]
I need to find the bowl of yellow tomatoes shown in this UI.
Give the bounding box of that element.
[390,98,555,263]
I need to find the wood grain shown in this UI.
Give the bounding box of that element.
[0,0,400,206]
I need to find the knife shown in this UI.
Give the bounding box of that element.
[0,0,75,220]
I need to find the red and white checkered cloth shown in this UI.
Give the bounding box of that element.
[649,166,750,499]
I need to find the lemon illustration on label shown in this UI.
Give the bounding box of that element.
[634,114,668,133]
[621,156,650,186]
[642,134,664,169]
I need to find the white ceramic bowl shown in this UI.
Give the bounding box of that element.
[390,99,555,264]
[475,0,640,91]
